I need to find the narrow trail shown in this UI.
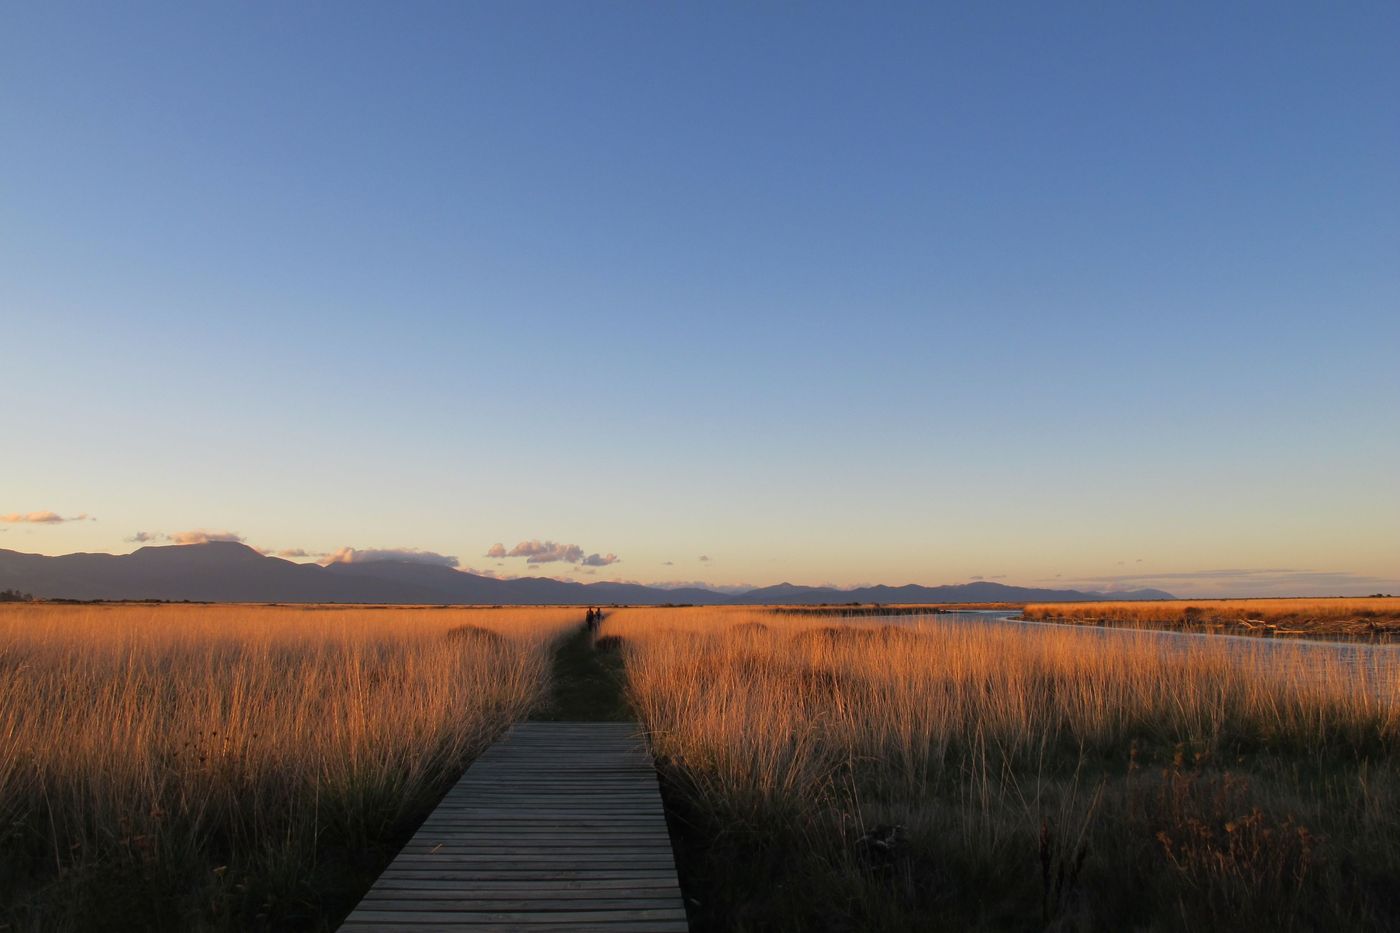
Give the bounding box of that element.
[530,613,632,722]
[340,613,690,930]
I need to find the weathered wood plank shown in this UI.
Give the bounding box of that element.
[344,902,683,918]
[375,869,678,882]
[340,721,685,931]
[338,918,688,924]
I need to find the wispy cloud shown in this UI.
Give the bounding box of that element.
[2,511,92,524]
[170,530,245,545]
[322,546,459,568]
[636,579,754,595]
[490,540,620,566]
[460,566,562,582]
[698,555,711,562]
[125,531,167,543]
[1050,567,1400,598]
[275,548,328,559]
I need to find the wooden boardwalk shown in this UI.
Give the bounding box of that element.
[340,722,687,931]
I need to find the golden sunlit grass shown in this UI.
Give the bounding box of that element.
[1023,597,1400,637]
[611,607,1400,930]
[0,603,578,931]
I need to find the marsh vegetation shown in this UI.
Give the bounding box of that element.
[1022,597,1400,639]
[612,606,1400,930]
[6,601,1397,930]
[0,603,576,930]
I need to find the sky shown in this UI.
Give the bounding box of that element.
[3,3,1397,597]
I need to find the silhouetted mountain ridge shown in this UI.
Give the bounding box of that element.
[0,543,1174,605]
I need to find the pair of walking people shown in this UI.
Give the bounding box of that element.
[585,606,603,631]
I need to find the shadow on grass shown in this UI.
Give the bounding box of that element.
[529,621,633,722]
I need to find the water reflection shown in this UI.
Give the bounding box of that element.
[863,610,1400,698]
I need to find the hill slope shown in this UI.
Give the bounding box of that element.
[0,543,1172,605]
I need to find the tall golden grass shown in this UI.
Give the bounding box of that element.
[0,603,578,930]
[1023,597,1400,636]
[611,607,1400,930]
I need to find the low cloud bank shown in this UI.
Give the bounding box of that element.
[170,530,245,545]
[322,547,459,568]
[276,548,329,559]
[648,579,753,594]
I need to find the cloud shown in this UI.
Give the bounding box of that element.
[275,548,328,559]
[698,555,711,562]
[1049,567,1400,598]
[2,511,92,524]
[322,547,459,568]
[125,531,168,543]
[460,566,515,580]
[662,561,674,566]
[506,540,584,564]
[170,530,245,545]
[492,539,620,566]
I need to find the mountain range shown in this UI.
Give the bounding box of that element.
[0,542,1173,605]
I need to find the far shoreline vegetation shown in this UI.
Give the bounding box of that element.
[6,591,1400,640]
[1021,597,1400,640]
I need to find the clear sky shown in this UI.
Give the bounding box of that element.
[3,3,1397,597]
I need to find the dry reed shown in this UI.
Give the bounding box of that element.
[0,603,578,930]
[611,607,1400,930]
[1022,597,1400,637]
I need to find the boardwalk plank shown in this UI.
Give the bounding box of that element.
[341,722,686,931]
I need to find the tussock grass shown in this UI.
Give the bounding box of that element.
[0,603,577,930]
[613,607,1400,930]
[1023,597,1400,637]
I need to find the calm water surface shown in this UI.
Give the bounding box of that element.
[866,610,1400,695]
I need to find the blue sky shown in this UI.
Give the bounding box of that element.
[3,3,1397,596]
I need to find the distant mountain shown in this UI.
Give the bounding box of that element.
[0,543,1173,605]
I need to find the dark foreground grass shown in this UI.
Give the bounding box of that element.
[658,745,1400,932]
